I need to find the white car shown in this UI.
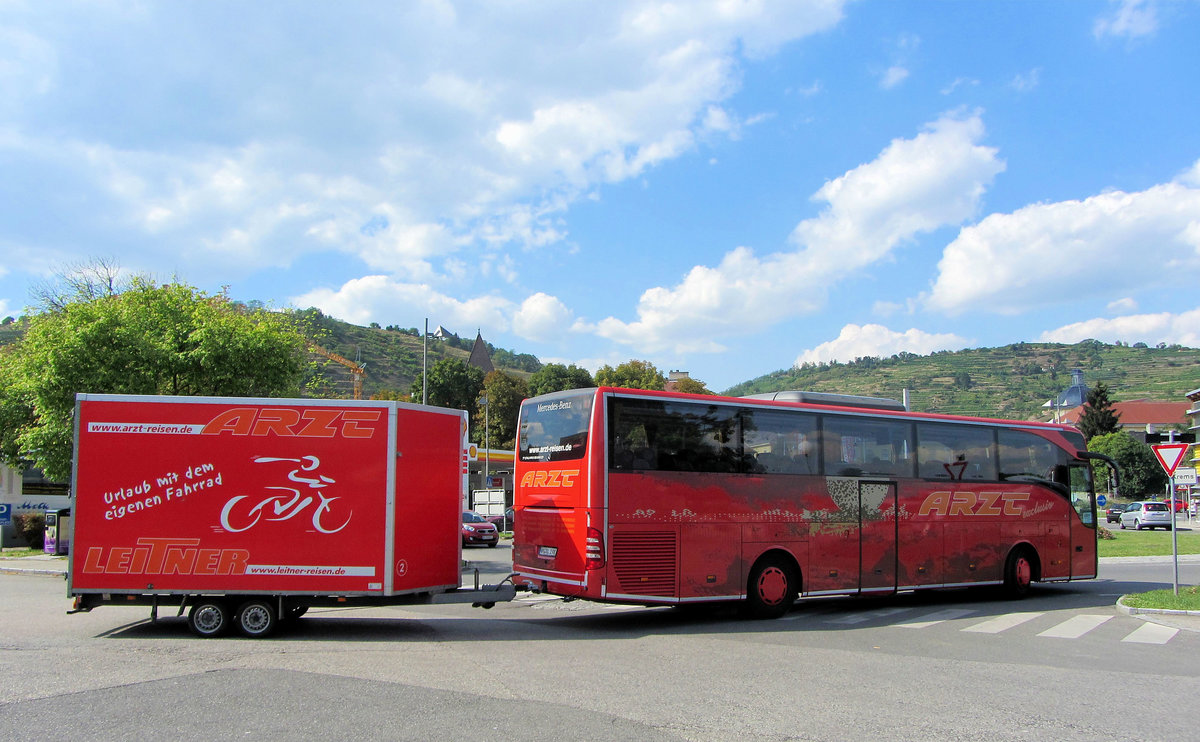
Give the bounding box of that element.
[1118,501,1173,531]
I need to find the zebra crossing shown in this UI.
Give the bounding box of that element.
[787,602,1182,644]
[514,592,1188,644]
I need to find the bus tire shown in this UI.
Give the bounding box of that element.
[187,599,231,638]
[235,598,279,638]
[744,555,798,619]
[1002,546,1036,599]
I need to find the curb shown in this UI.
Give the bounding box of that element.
[0,565,66,577]
[1116,596,1200,618]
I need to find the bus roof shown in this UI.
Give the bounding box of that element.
[549,386,1084,437]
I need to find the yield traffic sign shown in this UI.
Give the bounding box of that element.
[1152,443,1190,476]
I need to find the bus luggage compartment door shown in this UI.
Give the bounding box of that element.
[859,481,897,594]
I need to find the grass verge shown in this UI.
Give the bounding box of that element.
[1097,525,1200,558]
[0,547,42,558]
[1122,586,1200,612]
[1098,522,1200,611]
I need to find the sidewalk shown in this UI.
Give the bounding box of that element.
[0,553,69,577]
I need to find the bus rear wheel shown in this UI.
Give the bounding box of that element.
[744,556,797,619]
[1003,547,1035,599]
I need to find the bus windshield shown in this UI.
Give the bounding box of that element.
[518,392,593,463]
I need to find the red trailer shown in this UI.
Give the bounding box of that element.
[68,393,514,637]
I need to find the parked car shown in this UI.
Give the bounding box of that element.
[461,510,500,547]
[1118,501,1173,531]
[1105,503,1129,523]
[485,507,515,531]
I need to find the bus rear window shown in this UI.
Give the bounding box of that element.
[519,393,593,462]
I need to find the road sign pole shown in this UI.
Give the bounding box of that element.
[1152,436,1188,596]
[1171,473,1179,596]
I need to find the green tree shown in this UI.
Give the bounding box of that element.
[0,279,308,481]
[411,358,484,411]
[673,376,713,395]
[1078,382,1121,441]
[595,359,665,391]
[1088,431,1168,499]
[474,371,528,449]
[527,363,594,397]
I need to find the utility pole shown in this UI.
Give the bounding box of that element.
[422,317,428,405]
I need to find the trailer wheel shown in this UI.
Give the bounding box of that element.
[188,600,231,638]
[235,599,278,638]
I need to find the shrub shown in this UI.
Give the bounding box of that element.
[13,513,45,549]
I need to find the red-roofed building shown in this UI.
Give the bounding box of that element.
[1054,399,1190,432]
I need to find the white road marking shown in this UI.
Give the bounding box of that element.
[962,612,1045,634]
[824,606,915,625]
[895,608,977,629]
[1037,614,1112,639]
[1122,622,1179,644]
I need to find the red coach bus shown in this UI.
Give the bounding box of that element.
[512,387,1110,618]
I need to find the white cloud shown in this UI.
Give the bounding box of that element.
[1179,160,1200,187]
[924,161,1200,314]
[1039,308,1200,346]
[1107,297,1138,314]
[795,324,969,366]
[1094,0,1158,40]
[941,77,979,96]
[291,276,513,333]
[1,2,849,294]
[512,293,573,341]
[1010,68,1040,93]
[880,66,909,89]
[585,111,1004,354]
[0,25,56,100]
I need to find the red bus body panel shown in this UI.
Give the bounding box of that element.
[70,394,466,597]
[513,388,1098,606]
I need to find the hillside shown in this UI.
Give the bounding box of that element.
[724,341,1200,421]
[0,309,538,401]
[4,303,1198,416]
[298,309,539,399]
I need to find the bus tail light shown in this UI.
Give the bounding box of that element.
[585,527,606,570]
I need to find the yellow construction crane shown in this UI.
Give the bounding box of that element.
[307,343,366,400]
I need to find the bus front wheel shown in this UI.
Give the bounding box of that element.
[744,556,798,619]
[1003,547,1036,599]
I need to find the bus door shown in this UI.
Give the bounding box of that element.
[859,481,898,594]
[1068,462,1097,579]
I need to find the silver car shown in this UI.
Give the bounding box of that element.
[1119,501,1173,531]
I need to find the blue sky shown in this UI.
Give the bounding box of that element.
[2,1,1198,392]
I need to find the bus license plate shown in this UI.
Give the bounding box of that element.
[538,546,557,559]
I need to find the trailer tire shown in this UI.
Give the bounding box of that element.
[235,599,279,638]
[188,600,231,638]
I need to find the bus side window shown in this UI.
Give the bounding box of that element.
[917,424,997,481]
[823,417,913,478]
[741,408,820,475]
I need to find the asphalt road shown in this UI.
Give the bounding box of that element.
[2,546,1198,741]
